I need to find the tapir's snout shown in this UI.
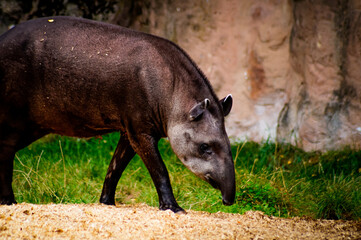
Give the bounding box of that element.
[205,158,236,206]
[221,182,236,206]
[220,163,236,206]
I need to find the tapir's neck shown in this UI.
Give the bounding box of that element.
[145,34,219,137]
[166,70,219,133]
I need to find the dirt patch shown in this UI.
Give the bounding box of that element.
[0,203,360,239]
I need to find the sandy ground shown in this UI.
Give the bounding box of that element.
[0,203,360,240]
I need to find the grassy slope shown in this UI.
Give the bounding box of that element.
[12,133,361,220]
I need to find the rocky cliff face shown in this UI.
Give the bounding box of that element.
[278,0,361,151]
[1,0,360,151]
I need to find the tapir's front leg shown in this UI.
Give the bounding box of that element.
[100,133,136,205]
[130,134,185,214]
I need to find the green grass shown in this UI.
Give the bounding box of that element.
[12,133,361,220]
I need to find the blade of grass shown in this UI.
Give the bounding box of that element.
[15,154,61,202]
[234,140,247,167]
[59,140,66,189]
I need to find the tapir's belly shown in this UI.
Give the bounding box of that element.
[27,85,126,137]
[35,112,123,137]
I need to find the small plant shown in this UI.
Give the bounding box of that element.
[236,181,289,217]
[314,175,361,220]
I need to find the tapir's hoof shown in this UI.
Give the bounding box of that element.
[159,204,186,214]
[99,195,115,206]
[0,197,17,205]
[175,209,187,215]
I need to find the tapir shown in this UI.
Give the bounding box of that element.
[0,16,235,213]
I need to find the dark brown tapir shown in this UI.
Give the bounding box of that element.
[0,16,235,213]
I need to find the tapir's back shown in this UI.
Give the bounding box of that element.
[0,16,162,91]
[0,16,177,137]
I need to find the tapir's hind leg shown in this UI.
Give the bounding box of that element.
[0,124,47,205]
[100,132,135,205]
[0,144,17,204]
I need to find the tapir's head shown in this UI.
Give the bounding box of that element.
[168,94,235,206]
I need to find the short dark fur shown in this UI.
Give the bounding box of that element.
[0,16,235,212]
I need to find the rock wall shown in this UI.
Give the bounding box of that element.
[1,0,360,151]
[278,0,361,151]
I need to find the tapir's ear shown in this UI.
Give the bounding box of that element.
[189,98,210,121]
[220,94,233,117]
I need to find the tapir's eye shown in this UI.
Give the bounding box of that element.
[200,143,212,154]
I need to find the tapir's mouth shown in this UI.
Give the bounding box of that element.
[205,174,220,190]
[205,173,235,206]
